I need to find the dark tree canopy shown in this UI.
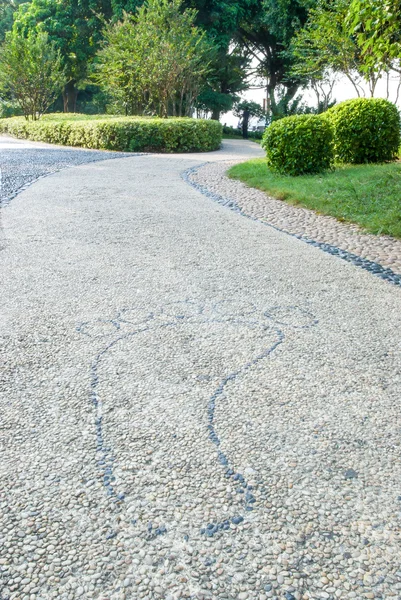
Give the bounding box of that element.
[1,0,330,118]
[12,0,114,110]
[238,0,316,116]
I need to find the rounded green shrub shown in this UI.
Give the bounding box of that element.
[262,114,334,176]
[0,114,222,153]
[326,98,400,164]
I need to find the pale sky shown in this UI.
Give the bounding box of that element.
[224,71,401,128]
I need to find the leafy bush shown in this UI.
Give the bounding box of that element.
[0,100,23,118]
[326,98,400,163]
[262,114,334,176]
[0,114,222,152]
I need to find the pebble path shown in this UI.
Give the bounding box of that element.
[187,159,401,278]
[0,136,133,206]
[1,139,401,600]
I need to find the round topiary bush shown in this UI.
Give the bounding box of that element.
[262,114,334,176]
[326,98,400,164]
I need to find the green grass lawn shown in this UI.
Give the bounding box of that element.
[228,158,401,239]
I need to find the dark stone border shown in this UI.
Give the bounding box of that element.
[182,163,401,288]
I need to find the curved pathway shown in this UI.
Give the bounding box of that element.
[189,160,401,279]
[1,138,401,600]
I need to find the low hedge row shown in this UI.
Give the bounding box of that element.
[0,114,223,152]
[262,98,401,176]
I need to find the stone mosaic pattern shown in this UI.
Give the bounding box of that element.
[1,143,401,600]
[185,160,401,284]
[78,301,317,533]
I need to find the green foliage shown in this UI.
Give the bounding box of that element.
[222,124,264,139]
[195,48,250,119]
[238,0,316,118]
[347,0,401,74]
[326,98,401,164]
[233,100,264,119]
[0,98,22,117]
[95,0,214,117]
[0,30,66,120]
[12,0,113,110]
[262,114,334,176]
[290,0,366,97]
[290,1,358,79]
[197,88,236,116]
[229,158,401,238]
[0,113,223,152]
[0,0,25,42]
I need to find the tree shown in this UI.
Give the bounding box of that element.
[0,0,25,42]
[185,0,253,119]
[196,47,250,119]
[95,0,214,117]
[12,0,113,112]
[347,0,401,78]
[0,29,66,119]
[291,0,385,98]
[233,99,264,138]
[238,0,316,119]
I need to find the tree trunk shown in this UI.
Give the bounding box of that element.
[63,81,78,113]
[211,108,220,121]
[242,110,250,139]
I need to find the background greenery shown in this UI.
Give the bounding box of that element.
[0,113,223,151]
[229,158,401,239]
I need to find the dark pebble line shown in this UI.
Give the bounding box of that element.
[182,163,401,288]
[79,308,290,540]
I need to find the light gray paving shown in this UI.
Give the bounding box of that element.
[1,139,401,600]
[0,135,134,206]
[190,159,401,276]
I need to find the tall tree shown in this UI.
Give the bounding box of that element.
[95,0,214,117]
[0,0,25,41]
[238,0,316,118]
[291,0,385,98]
[347,0,401,77]
[196,48,250,119]
[233,99,264,137]
[0,29,66,119]
[12,0,113,111]
[185,0,252,120]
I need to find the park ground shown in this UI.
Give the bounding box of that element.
[1,137,401,600]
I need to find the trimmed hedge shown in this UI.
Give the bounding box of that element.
[0,114,223,152]
[326,98,400,164]
[262,114,334,176]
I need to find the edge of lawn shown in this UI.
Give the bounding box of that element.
[227,158,401,239]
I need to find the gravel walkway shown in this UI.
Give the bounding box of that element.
[0,136,133,206]
[188,159,401,278]
[1,139,401,600]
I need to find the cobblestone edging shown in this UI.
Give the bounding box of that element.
[183,161,401,287]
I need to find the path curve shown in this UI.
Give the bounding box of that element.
[1,139,401,600]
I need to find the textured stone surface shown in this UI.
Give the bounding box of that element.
[0,135,134,206]
[188,159,401,277]
[1,139,401,600]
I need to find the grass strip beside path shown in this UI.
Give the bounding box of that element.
[228,159,401,239]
